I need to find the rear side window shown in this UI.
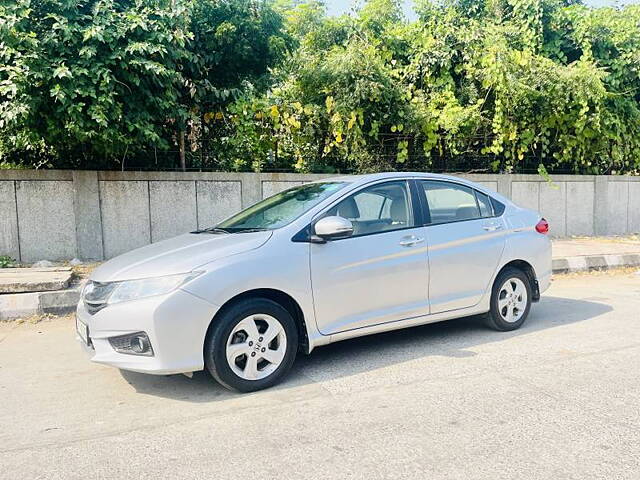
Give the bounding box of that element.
[475,191,493,218]
[420,181,480,224]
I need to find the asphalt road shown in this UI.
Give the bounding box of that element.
[1,270,639,480]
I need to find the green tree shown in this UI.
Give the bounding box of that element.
[2,0,640,175]
[0,0,192,169]
[225,0,640,174]
[0,0,290,170]
[184,0,291,170]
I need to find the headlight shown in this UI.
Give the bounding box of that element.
[83,272,202,312]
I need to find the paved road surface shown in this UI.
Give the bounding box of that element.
[1,270,639,479]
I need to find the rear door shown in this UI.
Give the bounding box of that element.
[419,180,505,313]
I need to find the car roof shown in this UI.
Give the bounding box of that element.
[317,172,477,187]
[311,172,512,205]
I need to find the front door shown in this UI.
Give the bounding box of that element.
[310,180,430,335]
[418,180,506,313]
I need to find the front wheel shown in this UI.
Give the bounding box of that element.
[485,268,532,331]
[204,298,298,392]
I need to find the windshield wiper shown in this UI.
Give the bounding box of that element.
[233,228,270,233]
[192,226,270,234]
[191,227,230,234]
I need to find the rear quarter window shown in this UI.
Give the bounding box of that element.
[490,197,506,216]
[475,191,493,217]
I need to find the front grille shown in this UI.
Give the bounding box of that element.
[84,301,106,315]
[83,280,115,315]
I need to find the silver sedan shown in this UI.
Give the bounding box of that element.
[76,173,552,391]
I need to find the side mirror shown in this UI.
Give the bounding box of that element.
[312,216,354,242]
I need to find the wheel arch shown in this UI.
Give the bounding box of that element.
[495,259,540,301]
[204,288,310,354]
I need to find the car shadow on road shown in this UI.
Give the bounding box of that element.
[120,295,612,402]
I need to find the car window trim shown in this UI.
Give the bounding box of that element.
[325,223,423,241]
[409,179,430,225]
[417,179,502,226]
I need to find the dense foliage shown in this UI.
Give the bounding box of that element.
[0,0,288,169]
[1,0,639,174]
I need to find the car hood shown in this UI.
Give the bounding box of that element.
[90,231,272,282]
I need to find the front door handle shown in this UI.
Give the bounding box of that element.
[482,223,503,232]
[399,236,425,247]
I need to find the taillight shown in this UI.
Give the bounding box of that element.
[535,218,549,234]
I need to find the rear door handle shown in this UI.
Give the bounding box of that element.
[399,236,425,247]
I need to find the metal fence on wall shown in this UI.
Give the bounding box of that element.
[81,151,570,175]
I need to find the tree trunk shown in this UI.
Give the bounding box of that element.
[179,129,186,171]
[200,111,205,171]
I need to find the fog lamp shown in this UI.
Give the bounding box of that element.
[108,332,154,356]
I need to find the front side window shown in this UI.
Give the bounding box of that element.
[420,181,481,224]
[326,181,414,236]
[217,182,347,231]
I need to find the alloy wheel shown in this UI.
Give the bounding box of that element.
[498,277,528,323]
[225,314,287,381]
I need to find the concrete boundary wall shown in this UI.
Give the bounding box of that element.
[0,170,638,262]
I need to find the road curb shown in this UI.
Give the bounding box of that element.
[552,254,640,274]
[0,284,82,321]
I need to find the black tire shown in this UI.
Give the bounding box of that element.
[204,298,298,392]
[485,267,533,332]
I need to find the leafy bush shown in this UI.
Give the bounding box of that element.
[0,0,287,170]
[0,255,15,268]
[226,0,640,174]
[1,0,639,174]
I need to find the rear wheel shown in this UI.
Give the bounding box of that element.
[485,268,532,331]
[204,298,298,392]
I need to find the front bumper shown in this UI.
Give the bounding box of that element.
[76,288,219,375]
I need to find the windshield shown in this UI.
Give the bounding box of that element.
[216,182,348,232]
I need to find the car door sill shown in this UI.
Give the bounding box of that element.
[323,305,489,345]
